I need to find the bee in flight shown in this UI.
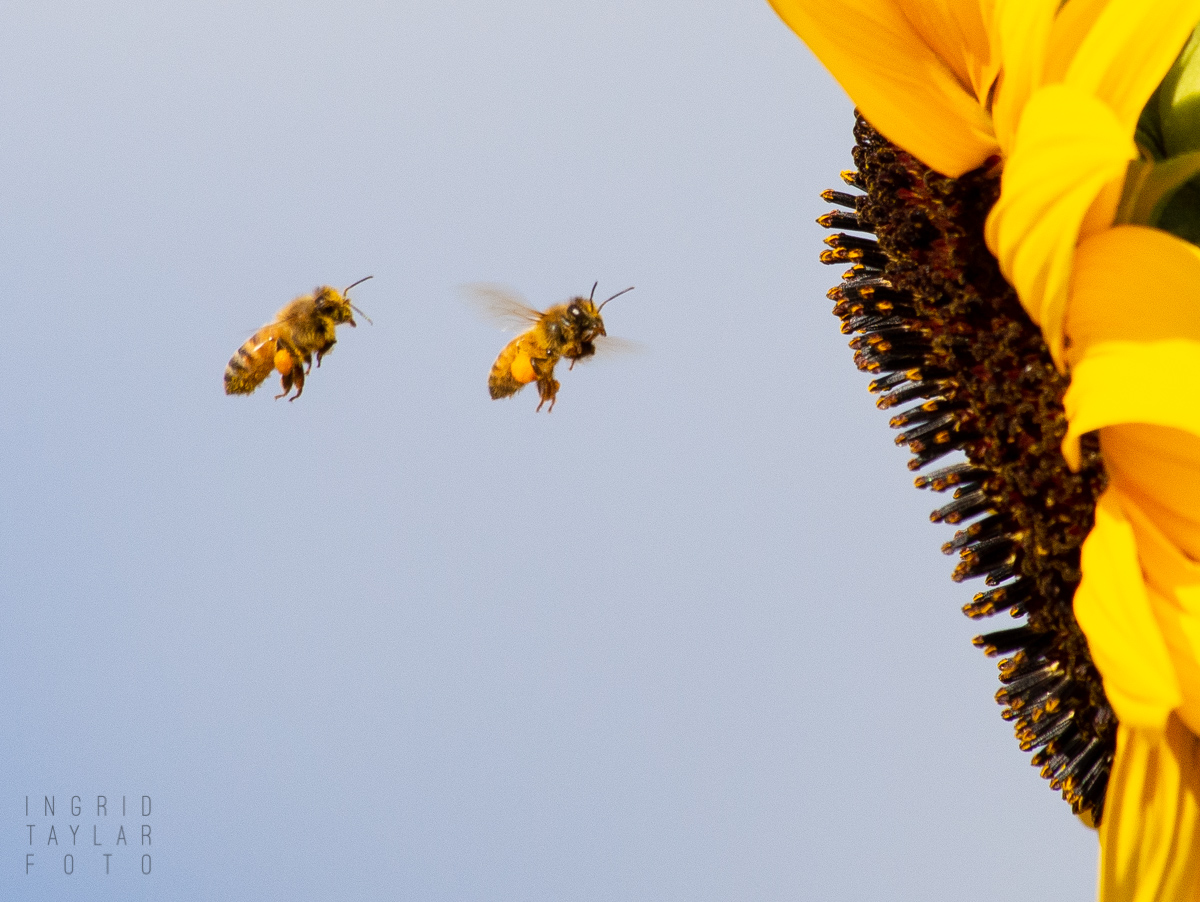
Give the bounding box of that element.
[476,282,634,412]
[224,277,373,401]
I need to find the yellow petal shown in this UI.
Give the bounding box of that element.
[1041,0,1111,86]
[1105,425,1200,564]
[1119,487,1200,735]
[1065,226,1200,354]
[1062,226,1200,468]
[1074,489,1182,731]
[992,0,1199,152]
[989,0,1059,153]
[984,84,1135,367]
[1099,718,1200,902]
[767,0,999,176]
[895,0,997,102]
[1062,0,1200,136]
[1065,341,1200,470]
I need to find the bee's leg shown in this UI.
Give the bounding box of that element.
[275,370,294,401]
[534,376,559,412]
[566,342,595,371]
[273,345,304,400]
[531,357,559,412]
[303,352,314,374]
[287,364,306,401]
[315,338,335,369]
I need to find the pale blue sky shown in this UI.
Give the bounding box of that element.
[1,1,1097,899]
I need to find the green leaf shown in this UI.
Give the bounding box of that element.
[1157,179,1200,246]
[1159,24,1200,156]
[1136,82,1166,161]
[1115,151,1200,227]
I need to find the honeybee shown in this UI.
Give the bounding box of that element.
[224,277,373,401]
[477,282,634,412]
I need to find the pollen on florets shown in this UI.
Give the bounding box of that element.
[817,116,1114,823]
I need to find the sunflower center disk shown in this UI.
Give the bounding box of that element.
[819,116,1115,823]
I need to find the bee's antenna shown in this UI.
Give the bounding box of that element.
[589,281,598,302]
[596,286,634,311]
[344,275,374,324]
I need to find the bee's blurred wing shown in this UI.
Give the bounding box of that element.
[582,335,645,361]
[463,284,542,332]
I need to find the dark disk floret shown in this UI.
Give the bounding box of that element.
[818,116,1115,823]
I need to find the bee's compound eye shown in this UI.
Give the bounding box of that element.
[569,305,581,317]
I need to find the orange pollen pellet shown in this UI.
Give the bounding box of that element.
[511,350,536,384]
[273,348,294,375]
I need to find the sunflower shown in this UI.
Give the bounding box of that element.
[771,0,1200,896]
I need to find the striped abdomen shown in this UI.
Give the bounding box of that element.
[224,325,283,395]
[488,332,541,399]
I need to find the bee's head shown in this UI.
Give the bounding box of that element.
[567,298,606,339]
[317,276,374,327]
[312,287,355,326]
[569,283,634,340]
